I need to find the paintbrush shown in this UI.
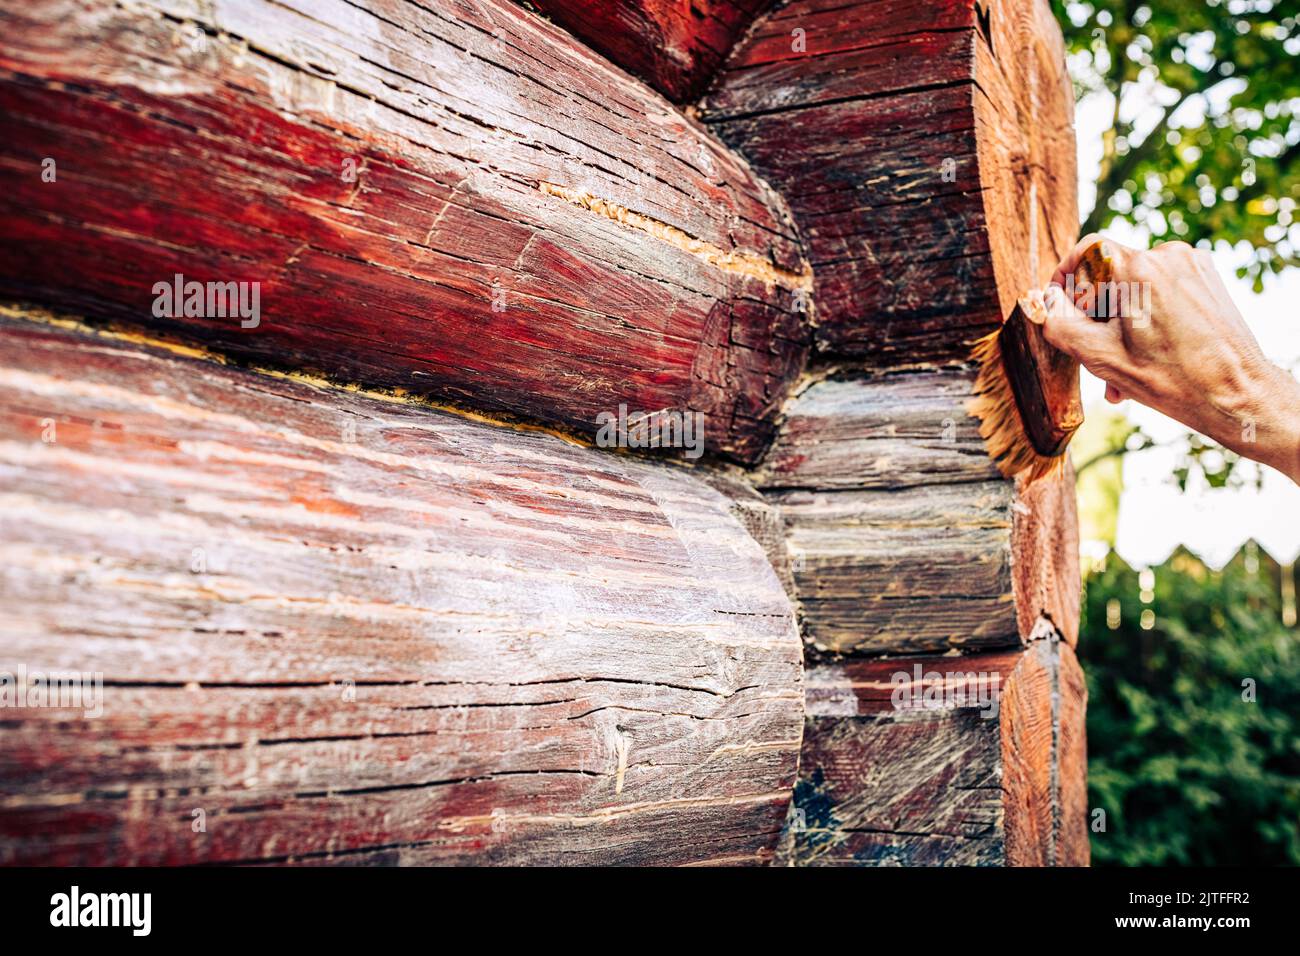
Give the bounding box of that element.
[968,240,1114,483]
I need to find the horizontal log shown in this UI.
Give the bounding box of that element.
[756,372,1077,654]
[529,1,770,101]
[776,639,1087,865]
[770,482,1016,655]
[0,311,805,865]
[758,372,1000,491]
[0,0,811,464]
[702,0,1077,364]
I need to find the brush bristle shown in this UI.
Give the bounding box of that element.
[967,329,1064,484]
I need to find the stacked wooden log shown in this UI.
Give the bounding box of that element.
[0,0,1087,865]
[757,374,1086,864]
[0,311,808,865]
[701,0,1087,864]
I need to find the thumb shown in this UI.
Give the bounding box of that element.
[1041,283,1111,364]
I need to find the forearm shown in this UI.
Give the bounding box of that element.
[1250,363,1300,484]
[1045,236,1300,485]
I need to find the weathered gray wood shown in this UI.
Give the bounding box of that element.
[776,638,1085,866]
[770,482,1016,655]
[704,470,800,601]
[0,310,804,865]
[755,371,1078,656]
[758,373,1001,491]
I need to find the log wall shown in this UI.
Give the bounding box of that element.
[776,638,1086,865]
[529,1,771,101]
[754,370,1086,864]
[699,0,1086,864]
[703,0,1078,365]
[0,0,1088,866]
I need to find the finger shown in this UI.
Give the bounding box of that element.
[1104,382,1123,404]
[1050,233,1131,293]
[1049,234,1105,290]
[1041,284,1115,363]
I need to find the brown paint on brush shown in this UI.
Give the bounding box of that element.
[1000,292,1084,457]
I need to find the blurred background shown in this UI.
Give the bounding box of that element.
[1053,0,1299,864]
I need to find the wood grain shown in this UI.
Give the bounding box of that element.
[1056,641,1090,865]
[530,1,771,101]
[759,372,1001,491]
[1012,459,1080,646]
[0,0,1089,869]
[777,638,1083,865]
[0,0,810,464]
[768,482,1017,655]
[755,372,1076,656]
[0,312,804,865]
[703,0,1078,364]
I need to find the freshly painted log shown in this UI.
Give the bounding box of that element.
[757,371,1079,655]
[703,0,1078,364]
[0,0,810,464]
[0,311,804,865]
[776,639,1087,866]
[1056,639,1090,866]
[530,1,771,101]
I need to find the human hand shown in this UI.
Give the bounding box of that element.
[1040,235,1300,484]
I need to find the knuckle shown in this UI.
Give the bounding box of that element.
[1076,232,1105,252]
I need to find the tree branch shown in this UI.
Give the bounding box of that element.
[1084,87,1199,235]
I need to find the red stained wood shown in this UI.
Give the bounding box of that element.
[0,0,811,464]
[0,0,1089,869]
[0,313,804,865]
[1056,642,1090,865]
[1012,460,1081,646]
[702,0,1078,364]
[778,640,1084,865]
[530,1,772,101]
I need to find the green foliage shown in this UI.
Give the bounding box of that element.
[1072,405,1135,545]
[1054,0,1300,289]
[1169,433,1262,490]
[1073,417,1260,493]
[1081,549,1300,864]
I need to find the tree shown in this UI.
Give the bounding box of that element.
[1054,0,1300,290]
[1082,549,1300,865]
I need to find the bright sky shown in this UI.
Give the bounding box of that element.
[1073,90,1300,568]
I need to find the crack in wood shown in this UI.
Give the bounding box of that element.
[537,182,812,291]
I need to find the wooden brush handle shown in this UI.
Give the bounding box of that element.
[988,239,1116,466]
[996,240,1114,463]
[1071,240,1115,321]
